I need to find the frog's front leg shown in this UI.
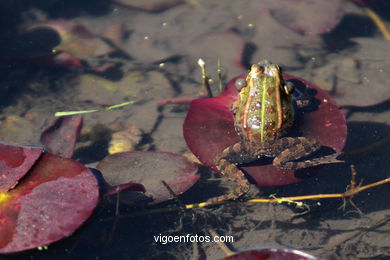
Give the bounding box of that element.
[208,142,252,203]
[271,137,343,170]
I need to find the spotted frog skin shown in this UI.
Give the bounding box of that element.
[210,60,341,203]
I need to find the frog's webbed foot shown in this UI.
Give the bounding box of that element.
[207,157,250,203]
[208,144,251,203]
[272,137,344,170]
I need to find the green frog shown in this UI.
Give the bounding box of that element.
[210,60,342,203]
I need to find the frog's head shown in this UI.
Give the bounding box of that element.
[256,60,295,95]
[252,60,280,79]
[234,60,281,91]
[234,60,295,97]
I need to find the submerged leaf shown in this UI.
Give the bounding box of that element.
[28,20,115,58]
[40,115,83,158]
[337,38,390,106]
[26,20,117,71]
[185,31,246,78]
[113,0,185,12]
[268,0,343,35]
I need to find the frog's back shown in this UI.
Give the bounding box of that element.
[233,61,294,143]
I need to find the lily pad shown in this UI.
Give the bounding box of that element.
[222,247,323,260]
[0,142,43,192]
[183,73,347,186]
[96,152,199,204]
[0,143,99,253]
[40,115,83,158]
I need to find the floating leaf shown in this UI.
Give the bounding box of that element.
[183,73,347,186]
[0,143,99,253]
[96,152,199,204]
[0,142,43,192]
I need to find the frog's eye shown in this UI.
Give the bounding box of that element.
[235,78,247,91]
[284,81,294,95]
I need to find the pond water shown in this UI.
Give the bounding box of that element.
[0,0,389,259]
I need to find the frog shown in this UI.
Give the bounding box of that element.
[209,60,342,203]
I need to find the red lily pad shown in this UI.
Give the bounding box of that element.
[222,247,323,260]
[0,142,43,192]
[0,143,99,253]
[40,115,83,158]
[183,73,347,186]
[96,152,199,204]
